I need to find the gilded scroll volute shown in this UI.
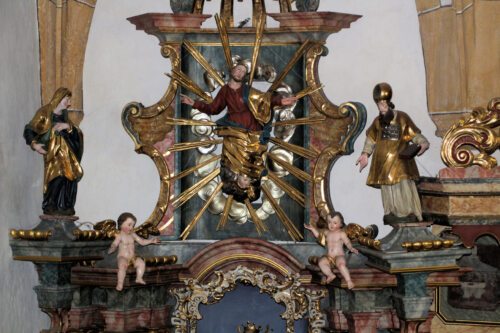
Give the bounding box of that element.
[311,102,367,217]
[121,44,181,232]
[441,97,500,169]
[304,41,368,217]
[305,43,339,118]
[123,43,180,147]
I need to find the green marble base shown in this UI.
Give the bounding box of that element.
[9,216,111,333]
[358,219,471,327]
[10,215,109,262]
[360,220,470,273]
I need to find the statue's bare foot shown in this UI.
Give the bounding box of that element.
[116,283,123,291]
[347,280,355,289]
[136,278,146,285]
[325,274,336,284]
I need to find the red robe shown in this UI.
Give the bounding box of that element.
[193,85,283,131]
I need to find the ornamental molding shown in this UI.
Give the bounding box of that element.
[170,265,326,333]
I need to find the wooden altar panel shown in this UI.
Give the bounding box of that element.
[415,0,500,136]
[38,0,96,122]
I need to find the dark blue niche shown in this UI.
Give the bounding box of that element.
[197,284,308,332]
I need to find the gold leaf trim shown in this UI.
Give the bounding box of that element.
[170,265,326,333]
[441,97,500,169]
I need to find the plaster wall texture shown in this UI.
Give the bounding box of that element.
[318,0,443,237]
[0,1,49,332]
[77,0,167,224]
[0,1,495,332]
[79,0,442,238]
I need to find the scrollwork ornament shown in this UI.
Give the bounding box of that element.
[120,44,181,231]
[312,102,367,216]
[441,97,500,169]
[344,223,378,241]
[305,43,343,118]
[161,44,181,68]
[305,288,327,332]
[169,266,326,333]
[123,44,180,123]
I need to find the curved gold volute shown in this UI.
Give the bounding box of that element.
[441,97,500,169]
[120,44,181,234]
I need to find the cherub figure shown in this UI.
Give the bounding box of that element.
[304,212,359,289]
[108,212,160,291]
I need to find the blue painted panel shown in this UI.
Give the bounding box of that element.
[198,284,308,332]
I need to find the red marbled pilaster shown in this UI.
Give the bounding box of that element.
[327,309,348,331]
[438,166,500,179]
[418,311,436,333]
[150,306,171,330]
[267,12,361,31]
[128,13,211,32]
[68,306,104,331]
[327,309,401,332]
[345,312,381,333]
[101,308,152,333]
[399,319,425,333]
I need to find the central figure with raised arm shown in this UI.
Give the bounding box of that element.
[181,63,297,202]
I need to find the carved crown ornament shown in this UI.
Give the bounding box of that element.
[441,97,500,169]
[122,4,364,239]
[170,265,326,333]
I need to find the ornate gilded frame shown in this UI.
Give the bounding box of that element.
[170,265,327,333]
[122,11,366,238]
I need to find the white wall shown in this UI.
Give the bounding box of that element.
[319,0,443,237]
[0,1,457,331]
[79,0,442,237]
[77,0,167,223]
[0,1,49,332]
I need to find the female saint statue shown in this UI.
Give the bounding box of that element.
[23,87,84,215]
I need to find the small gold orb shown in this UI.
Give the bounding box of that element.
[412,242,422,251]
